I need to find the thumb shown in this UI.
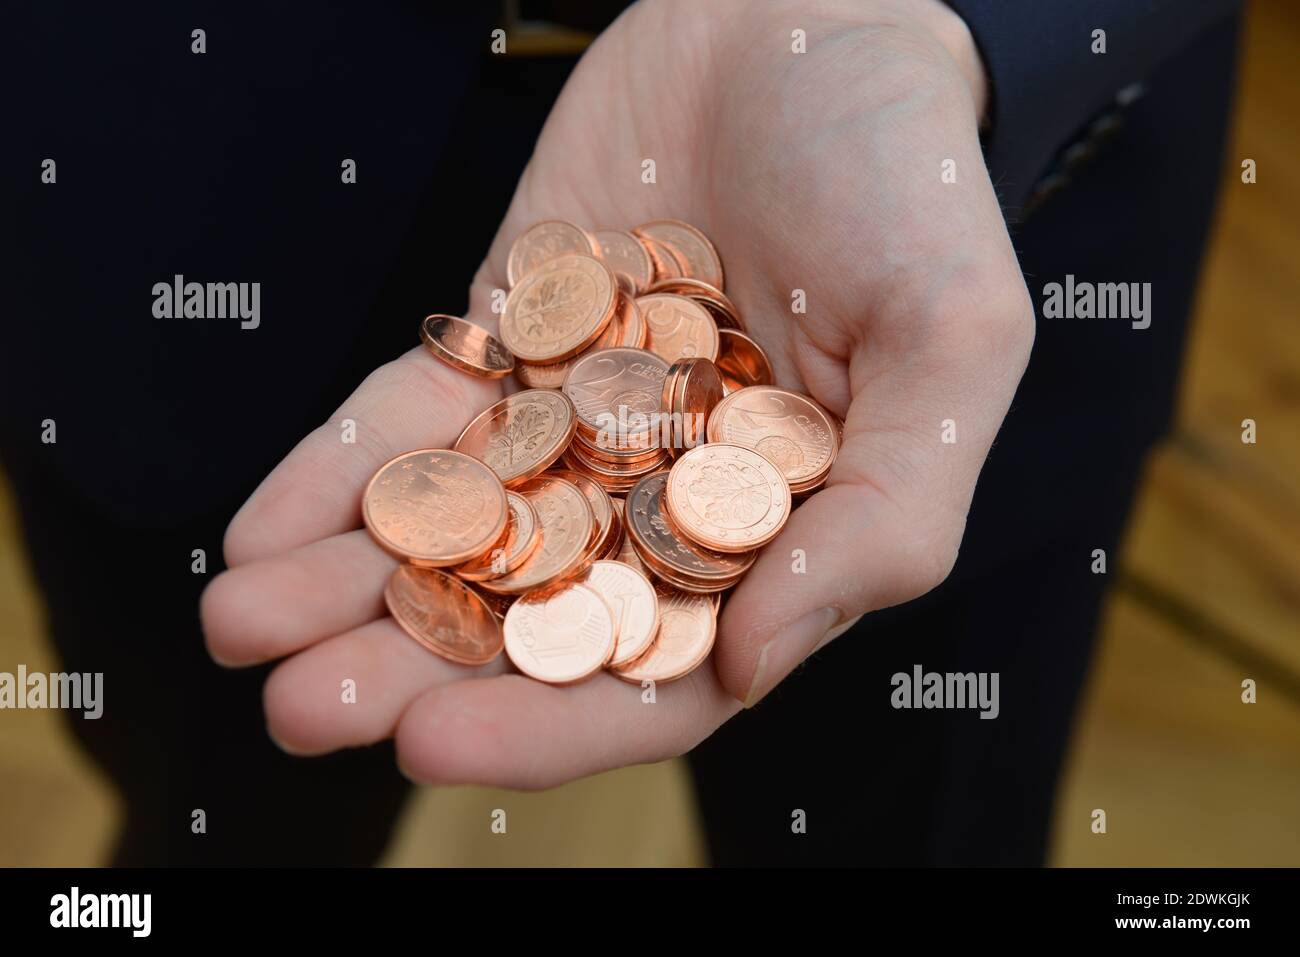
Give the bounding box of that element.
[713,284,1035,707]
[712,471,950,708]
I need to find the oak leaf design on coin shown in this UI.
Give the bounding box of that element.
[485,403,548,468]
[690,462,770,526]
[520,275,587,340]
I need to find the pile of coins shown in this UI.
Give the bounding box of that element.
[363,219,841,686]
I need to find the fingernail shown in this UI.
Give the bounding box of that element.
[266,725,317,757]
[743,606,842,708]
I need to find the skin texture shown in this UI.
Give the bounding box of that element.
[200,0,1034,789]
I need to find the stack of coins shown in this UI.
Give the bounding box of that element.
[362,219,842,687]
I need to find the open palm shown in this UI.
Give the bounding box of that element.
[201,0,1033,788]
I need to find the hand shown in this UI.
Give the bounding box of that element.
[201,0,1033,788]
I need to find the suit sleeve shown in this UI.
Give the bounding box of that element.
[943,0,1241,213]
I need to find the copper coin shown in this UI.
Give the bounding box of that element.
[611,580,716,684]
[584,559,659,667]
[610,499,649,573]
[561,451,667,497]
[512,289,645,390]
[644,278,744,333]
[715,328,773,389]
[454,389,577,486]
[665,443,790,553]
[636,293,720,364]
[633,220,724,290]
[660,361,687,457]
[453,491,541,581]
[636,235,685,282]
[546,468,618,562]
[478,474,595,595]
[625,471,756,583]
[474,586,516,622]
[673,358,724,453]
[593,228,655,294]
[570,429,666,465]
[418,314,515,379]
[501,254,617,364]
[512,355,571,391]
[503,581,616,684]
[384,565,504,665]
[363,449,508,567]
[706,386,839,492]
[614,289,648,349]
[601,500,625,558]
[562,347,668,449]
[506,220,596,287]
[565,441,669,476]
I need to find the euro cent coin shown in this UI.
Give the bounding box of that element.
[501,254,617,364]
[418,314,514,379]
[706,385,839,493]
[585,559,660,667]
[633,220,724,291]
[636,293,720,364]
[506,220,596,287]
[453,490,541,581]
[562,347,668,447]
[593,228,655,294]
[665,443,791,553]
[611,580,716,684]
[478,474,595,595]
[384,565,504,665]
[504,581,616,684]
[363,449,508,567]
[455,389,577,486]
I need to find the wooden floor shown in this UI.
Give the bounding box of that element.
[1,0,1296,866]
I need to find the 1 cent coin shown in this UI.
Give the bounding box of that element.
[384,565,504,665]
[584,559,660,667]
[546,468,618,562]
[611,580,716,684]
[418,314,514,379]
[504,581,616,684]
[625,471,756,584]
[363,449,508,567]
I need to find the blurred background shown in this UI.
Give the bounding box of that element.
[1,0,1296,866]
